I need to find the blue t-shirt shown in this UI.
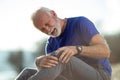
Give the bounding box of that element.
[45,16,112,75]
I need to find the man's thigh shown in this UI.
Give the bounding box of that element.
[63,56,102,80]
[55,75,68,80]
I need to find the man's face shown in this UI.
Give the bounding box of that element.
[48,18,62,37]
[35,12,62,37]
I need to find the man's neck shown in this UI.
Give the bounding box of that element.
[61,18,67,33]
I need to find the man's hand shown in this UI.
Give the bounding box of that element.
[35,55,59,69]
[56,46,78,63]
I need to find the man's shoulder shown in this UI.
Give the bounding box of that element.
[67,16,89,22]
[67,16,88,20]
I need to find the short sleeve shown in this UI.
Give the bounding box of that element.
[79,17,99,43]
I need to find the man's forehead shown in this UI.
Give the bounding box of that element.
[37,11,50,20]
[35,13,50,26]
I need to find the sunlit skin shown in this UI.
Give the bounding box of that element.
[32,9,110,69]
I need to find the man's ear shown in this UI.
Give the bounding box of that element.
[50,10,57,17]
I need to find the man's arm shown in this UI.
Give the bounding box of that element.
[55,34,110,63]
[80,34,110,59]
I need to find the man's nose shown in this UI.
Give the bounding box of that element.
[42,26,51,34]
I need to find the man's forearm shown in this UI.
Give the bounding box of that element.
[79,44,110,59]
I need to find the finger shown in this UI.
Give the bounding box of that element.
[41,56,58,65]
[55,47,65,55]
[47,59,59,65]
[59,50,68,63]
[62,51,72,63]
[36,56,50,68]
[42,56,59,68]
[47,55,59,61]
[40,59,58,68]
[41,64,55,68]
[47,56,59,66]
[44,62,57,68]
[64,52,72,63]
[65,57,70,63]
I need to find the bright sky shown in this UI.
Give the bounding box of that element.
[0,0,120,51]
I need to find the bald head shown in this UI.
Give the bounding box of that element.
[32,7,51,18]
[31,7,52,28]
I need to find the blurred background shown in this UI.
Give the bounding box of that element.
[0,0,120,80]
